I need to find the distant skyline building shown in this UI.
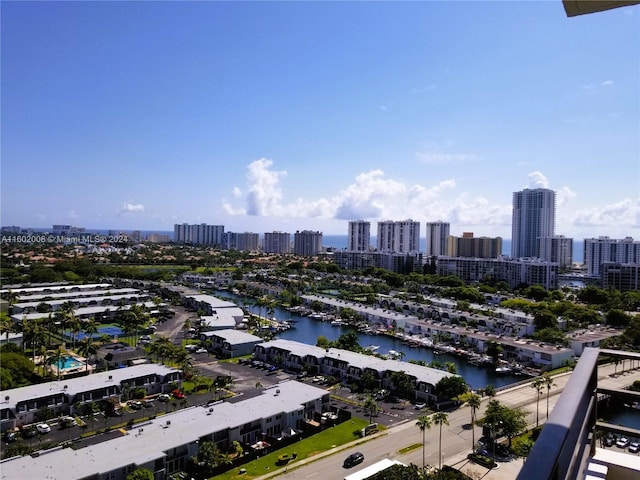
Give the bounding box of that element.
[550,235,574,269]
[447,232,502,259]
[348,220,371,252]
[293,230,323,256]
[377,219,420,253]
[425,221,450,256]
[583,236,640,276]
[173,223,224,246]
[263,232,291,254]
[223,232,259,252]
[511,188,556,260]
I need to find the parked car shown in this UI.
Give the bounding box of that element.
[629,442,640,453]
[172,389,185,399]
[157,393,171,403]
[605,434,615,447]
[3,431,17,443]
[343,452,364,468]
[414,402,427,410]
[36,423,51,434]
[616,436,630,448]
[22,426,37,438]
[59,416,76,428]
[195,348,207,354]
[128,401,143,410]
[142,399,154,408]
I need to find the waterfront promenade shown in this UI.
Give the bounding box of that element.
[254,361,640,480]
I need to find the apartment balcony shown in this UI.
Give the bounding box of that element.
[518,348,640,480]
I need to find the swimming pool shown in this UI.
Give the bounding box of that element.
[55,356,85,370]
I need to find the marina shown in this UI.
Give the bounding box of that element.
[210,289,529,390]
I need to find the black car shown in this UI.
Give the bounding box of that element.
[343,452,364,468]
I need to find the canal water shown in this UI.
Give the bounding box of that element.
[210,289,526,390]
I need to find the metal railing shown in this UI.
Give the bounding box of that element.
[517,348,640,480]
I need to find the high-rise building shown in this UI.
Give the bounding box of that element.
[173,223,224,246]
[425,221,450,256]
[550,236,574,269]
[511,188,556,260]
[264,232,291,254]
[584,236,640,276]
[293,230,323,256]
[224,232,259,252]
[377,220,420,253]
[348,220,371,252]
[447,232,502,258]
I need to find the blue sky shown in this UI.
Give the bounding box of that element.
[2,1,639,239]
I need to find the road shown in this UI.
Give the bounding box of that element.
[254,362,640,480]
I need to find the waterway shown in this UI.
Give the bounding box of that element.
[210,289,527,390]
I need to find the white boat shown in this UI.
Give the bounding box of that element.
[330,319,344,326]
[495,365,513,374]
[387,350,402,359]
[364,345,380,352]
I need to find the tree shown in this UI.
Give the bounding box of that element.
[416,414,432,472]
[432,411,449,470]
[542,374,556,419]
[530,377,544,427]
[363,395,379,424]
[457,392,482,451]
[435,376,467,400]
[126,469,154,480]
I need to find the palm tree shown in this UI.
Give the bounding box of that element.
[79,337,97,373]
[363,396,378,424]
[416,414,432,472]
[432,411,449,470]
[531,377,544,427]
[0,311,15,343]
[542,374,556,419]
[466,393,482,451]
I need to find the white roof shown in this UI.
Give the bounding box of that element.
[0,381,327,480]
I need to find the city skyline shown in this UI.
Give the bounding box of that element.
[1,2,639,238]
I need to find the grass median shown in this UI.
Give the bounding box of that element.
[214,418,373,480]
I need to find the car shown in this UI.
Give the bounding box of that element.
[128,401,143,410]
[59,416,76,428]
[629,442,640,453]
[36,423,51,434]
[21,427,37,438]
[142,399,154,408]
[172,389,185,399]
[195,348,207,354]
[185,344,198,352]
[414,402,427,410]
[157,393,171,403]
[3,431,17,443]
[605,434,615,447]
[616,436,630,448]
[343,452,364,468]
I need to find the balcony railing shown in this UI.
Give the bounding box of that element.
[517,347,640,480]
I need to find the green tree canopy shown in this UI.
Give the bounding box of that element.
[435,375,468,400]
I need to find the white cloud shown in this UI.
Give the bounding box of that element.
[415,151,478,164]
[526,171,549,189]
[556,186,576,207]
[66,210,79,220]
[601,80,614,86]
[117,202,145,214]
[245,158,287,216]
[573,198,640,229]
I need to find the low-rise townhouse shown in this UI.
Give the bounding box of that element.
[0,364,181,432]
[0,380,329,480]
[200,329,263,358]
[253,339,457,404]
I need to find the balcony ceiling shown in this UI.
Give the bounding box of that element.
[562,0,640,16]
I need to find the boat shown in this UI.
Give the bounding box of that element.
[387,350,402,359]
[364,345,380,352]
[330,319,345,326]
[495,366,513,374]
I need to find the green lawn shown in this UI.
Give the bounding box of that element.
[213,418,371,480]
